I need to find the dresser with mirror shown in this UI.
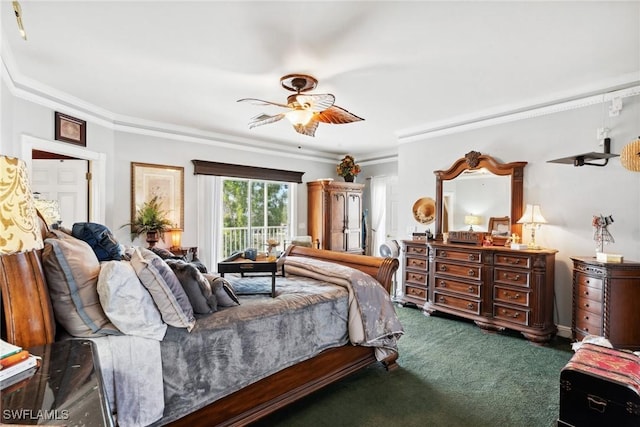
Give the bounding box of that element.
[424,151,558,343]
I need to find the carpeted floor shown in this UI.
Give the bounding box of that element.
[253,305,574,426]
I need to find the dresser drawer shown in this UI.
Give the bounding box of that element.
[493,285,530,307]
[405,270,427,285]
[435,248,482,263]
[405,256,428,270]
[494,267,530,287]
[405,244,428,256]
[434,260,481,281]
[433,276,480,298]
[576,283,603,302]
[405,285,427,301]
[575,273,603,289]
[574,308,602,335]
[494,253,531,269]
[433,291,480,315]
[493,304,529,326]
[576,295,602,316]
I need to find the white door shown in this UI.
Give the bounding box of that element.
[32,159,89,227]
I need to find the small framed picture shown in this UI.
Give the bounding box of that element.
[55,112,86,146]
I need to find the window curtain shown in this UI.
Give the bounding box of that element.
[196,174,221,270]
[369,176,388,257]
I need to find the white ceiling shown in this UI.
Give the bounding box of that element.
[2,1,639,160]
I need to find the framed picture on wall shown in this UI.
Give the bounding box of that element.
[54,112,86,146]
[131,162,184,230]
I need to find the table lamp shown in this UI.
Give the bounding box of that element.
[464,214,481,231]
[517,204,547,249]
[170,228,183,251]
[0,155,44,254]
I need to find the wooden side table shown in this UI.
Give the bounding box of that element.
[1,339,114,426]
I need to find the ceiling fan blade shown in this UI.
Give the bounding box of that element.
[237,98,291,109]
[315,105,364,124]
[295,94,335,112]
[293,119,319,137]
[248,113,286,129]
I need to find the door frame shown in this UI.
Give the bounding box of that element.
[21,134,106,224]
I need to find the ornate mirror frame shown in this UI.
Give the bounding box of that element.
[434,151,527,241]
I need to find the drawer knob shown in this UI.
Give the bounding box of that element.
[438,296,445,303]
[468,254,476,261]
[583,291,589,296]
[467,269,475,277]
[468,286,474,293]
[439,281,446,288]
[441,251,447,257]
[467,303,474,309]
[584,315,589,320]
[440,265,448,272]
[584,303,589,308]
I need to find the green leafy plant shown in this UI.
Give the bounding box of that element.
[336,155,361,177]
[124,196,173,238]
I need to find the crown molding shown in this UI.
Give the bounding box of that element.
[397,73,640,144]
[2,48,383,164]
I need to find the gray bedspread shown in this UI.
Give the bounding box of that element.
[151,274,350,426]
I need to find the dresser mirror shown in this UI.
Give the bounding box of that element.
[434,151,527,242]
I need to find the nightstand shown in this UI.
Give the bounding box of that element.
[1,339,114,426]
[171,246,198,260]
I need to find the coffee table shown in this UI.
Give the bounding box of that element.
[218,255,282,297]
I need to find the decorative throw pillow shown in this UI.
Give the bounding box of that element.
[203,273,240,307]
[166,259,217,314]
[98,260,167,340]
[149,246,184,261]
[130,247,196,331]
[71,222,123,262]
[42,230,120,337]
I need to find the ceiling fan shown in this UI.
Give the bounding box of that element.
[237,74,364,137]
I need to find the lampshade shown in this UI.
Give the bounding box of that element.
[620,137,640,172]
[286,109,313,126]
[517,204,547,225]
[0,155,44,254]
[170,228,183,249]
[34,199,62,227]
[464,215,481,226]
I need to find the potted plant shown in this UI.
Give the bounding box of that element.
[336,155,361,182]
[124,196,173,247]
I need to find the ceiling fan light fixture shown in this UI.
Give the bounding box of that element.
[286,109,314,126]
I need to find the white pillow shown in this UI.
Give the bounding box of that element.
[98,260,167,341]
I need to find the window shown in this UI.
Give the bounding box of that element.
[221,178,292,258]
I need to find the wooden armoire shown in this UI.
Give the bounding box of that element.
[307,180,364,254]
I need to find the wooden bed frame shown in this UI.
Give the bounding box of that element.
[0,221,399,427]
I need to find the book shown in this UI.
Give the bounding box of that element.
[0,365,37,391]
[0,339,22,359]
[0,350,30,369]
[0,355,38,382]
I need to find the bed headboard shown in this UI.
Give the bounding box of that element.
[0,214,55,348]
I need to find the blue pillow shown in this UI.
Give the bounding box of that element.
[72,222,123,261]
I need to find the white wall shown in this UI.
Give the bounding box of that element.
[110,131,335,248]
[398,96,640,329]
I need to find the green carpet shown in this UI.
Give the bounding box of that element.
[253,306,574,426]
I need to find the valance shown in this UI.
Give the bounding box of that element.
[192,160,304,183]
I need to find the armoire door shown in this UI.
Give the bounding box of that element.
[328,190,347,251]
[345,191,362,253]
